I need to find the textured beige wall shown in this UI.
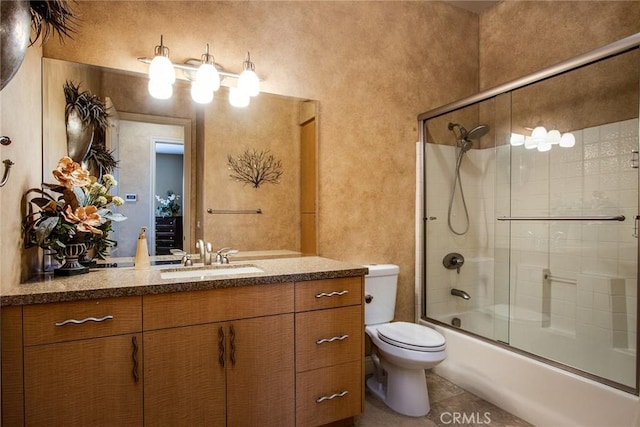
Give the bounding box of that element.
[203,92,301,251]
[42,1,479,321]
[1,45,43,287]
[479,1,640,90]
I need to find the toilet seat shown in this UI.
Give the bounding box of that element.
[377,322,445,352]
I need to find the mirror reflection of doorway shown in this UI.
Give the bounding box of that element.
[152,139,184,255]
[117,113,191,258]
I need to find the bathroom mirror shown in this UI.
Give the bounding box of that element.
[42,58,318,259]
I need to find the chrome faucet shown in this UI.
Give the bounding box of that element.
[196,239,213,265]
[451,288,471,300]
[215,247,239,264]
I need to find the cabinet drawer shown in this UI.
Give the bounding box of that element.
[144,282,294,330]
[295,277,362,312]
[23,297,142,346]
[296,360,363,427]
[296,305,362,372]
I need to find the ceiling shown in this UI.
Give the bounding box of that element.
[448,1,501,14]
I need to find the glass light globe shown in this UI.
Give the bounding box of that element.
[229,86,250,108]
[547,129,561,145]
[510,133,525,146]
[196,63,220,92]
[531,126,547,145]
[524,136,537,150]
[559,132,576,148]
[238,69,260,97]
[537,141,552,152]
[149,55,175,84]
[191,82,214,104]
[148,79,173,100]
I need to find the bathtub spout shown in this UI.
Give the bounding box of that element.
[451,288,470,300]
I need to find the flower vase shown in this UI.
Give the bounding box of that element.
[54,242,90,276]
[79,242,97,268]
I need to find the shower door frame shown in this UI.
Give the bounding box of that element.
[417,32,640,394]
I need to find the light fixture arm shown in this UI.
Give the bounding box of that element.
[137,57,242,79]
[243,51,255,71]
[154,35,170,58]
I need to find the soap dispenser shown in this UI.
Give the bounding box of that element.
[134,226,151,270]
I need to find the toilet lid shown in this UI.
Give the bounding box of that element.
[377,322,445,352]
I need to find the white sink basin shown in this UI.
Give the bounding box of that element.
[160,265,264,280]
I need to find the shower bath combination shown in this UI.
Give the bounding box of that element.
[446,122,490,235]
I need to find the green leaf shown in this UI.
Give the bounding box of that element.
[73,185,86,206]
[35,217,59,244]
[103,212,127,222]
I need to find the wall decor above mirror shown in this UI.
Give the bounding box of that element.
[43,58,318,262]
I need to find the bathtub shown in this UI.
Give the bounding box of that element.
[421,312,640,426]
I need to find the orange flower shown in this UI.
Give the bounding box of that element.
[62,205,103,234]
[52,156,91,188]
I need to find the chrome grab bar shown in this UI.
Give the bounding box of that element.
[316,335,349,345]
[315,290,349,298]
[55,315,114,327]
[497,215,625,222]
[316,390,349,403]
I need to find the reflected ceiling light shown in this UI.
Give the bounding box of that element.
[559,132,576,148]
[546,129,562,145]
[139,37,262,106]
[531,126,547,146]
[229,86,250,108]
[510,133,525,146]
[238,52,260,97]
[524,136,538,150]
[148,79,173,100]
[514,125,576,152]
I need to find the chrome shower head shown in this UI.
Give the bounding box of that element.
[448,122,490,152]
[467,124,490,140]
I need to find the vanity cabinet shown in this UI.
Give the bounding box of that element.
[1,273,364,427]
[20,297,143,426]
[143,283,295,427]
[294,276,364,426]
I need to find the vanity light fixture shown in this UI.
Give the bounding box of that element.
[191,44,220,104]
[147,35,175,100]
[510,125,576,152]
[139,36,261,107]
[238,52,260,97]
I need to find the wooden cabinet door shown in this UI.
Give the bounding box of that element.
[144,323,226,426]
[226,314,295,427]
[23,333,142,427]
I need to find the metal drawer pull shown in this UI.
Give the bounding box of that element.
[132,336,139,383]
[315,290,349,298]
[55,315,114,327]
[316,334,349,345]
[316,390,349,403]
[218,327,225,368]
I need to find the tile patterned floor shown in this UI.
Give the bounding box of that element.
[356,371,533,427]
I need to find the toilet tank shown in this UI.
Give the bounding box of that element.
[363,264,400,325]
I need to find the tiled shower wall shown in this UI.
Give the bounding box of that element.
[427,118,637,351]
[425,143,496,319]
[506,118,638,353]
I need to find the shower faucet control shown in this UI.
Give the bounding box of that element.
[443,252,465,274]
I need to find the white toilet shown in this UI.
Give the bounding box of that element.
[364,264,446,417]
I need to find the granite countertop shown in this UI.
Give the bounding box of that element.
[1,256,369,306]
